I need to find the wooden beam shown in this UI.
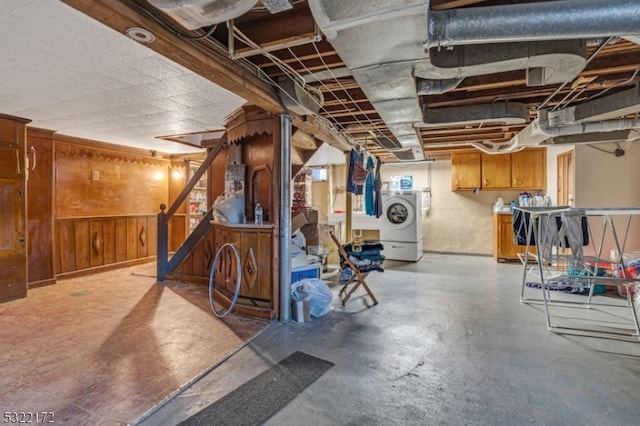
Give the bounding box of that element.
[291,130,318,150]
[61,0,284,115]
[291,115,351,151]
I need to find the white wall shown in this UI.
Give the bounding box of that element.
[381,161,522,255]
[573,141,640,254]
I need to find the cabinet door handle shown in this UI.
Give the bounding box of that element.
[30,146,36,171]
[16,150,20,174]
[483,179,489,186]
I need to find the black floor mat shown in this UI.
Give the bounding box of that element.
[179,351,334,426]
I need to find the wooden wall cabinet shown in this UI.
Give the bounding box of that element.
[452,148,546,191]
[451,151,481,190]
[511,148,546,190]
[481,153,511,189]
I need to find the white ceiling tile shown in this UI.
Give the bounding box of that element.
[0,0,247,153]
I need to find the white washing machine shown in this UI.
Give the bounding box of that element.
[380,190,423,261]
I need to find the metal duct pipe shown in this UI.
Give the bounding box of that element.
[416,77,463,95]
[470,141,526,154]
[483,110,640,153]
[427,0,640,49]
[538,116,640,138]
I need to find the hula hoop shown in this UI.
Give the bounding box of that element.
[208,243,242,318]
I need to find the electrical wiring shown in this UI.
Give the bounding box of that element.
[588,142,625,157]
[124,0,361,149]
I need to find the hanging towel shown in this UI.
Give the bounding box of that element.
[374,156,383,218]
[365,155,375,215]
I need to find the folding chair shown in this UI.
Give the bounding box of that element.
[330,231,379,306]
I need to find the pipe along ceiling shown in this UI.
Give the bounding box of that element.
[309,0,640,160]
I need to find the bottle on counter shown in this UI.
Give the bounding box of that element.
[254,202,263,225]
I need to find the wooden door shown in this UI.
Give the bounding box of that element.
[481,153,511,189]
[26,131,55,285]
[0,115,29,302]
[451,151,481,190]
[557,150,574,207]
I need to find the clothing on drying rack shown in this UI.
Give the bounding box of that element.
[512,209,589,247]
[374,156,383,218]
[365,155,375,216]
[526,281,590,294]
[347,149,368,195]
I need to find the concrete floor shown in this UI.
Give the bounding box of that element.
[138,254,640,426]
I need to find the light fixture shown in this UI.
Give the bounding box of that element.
[152,170,165,181]
[125,27,155,44]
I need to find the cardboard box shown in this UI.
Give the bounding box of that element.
[301,223,319,246]
[292,211,308,235]
[299,222,337,249]
[291,208,319,235]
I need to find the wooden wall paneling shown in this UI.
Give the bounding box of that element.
[147,215,158,257]
[239,231,259,298]
[169,215,186,252]
[257,230,273,301]
[137,216,149,259]
[202,231,215,275]
[180,252,194,276]
[213,226,237,295]
[249,166,272,223]
[57,221,76,273]
[102,219,116,265]
[243,133,275,222]
[54,138,169,217]
[115,218,128,263]
[74,220,91,270]
[90,219,104,267]
[191,238,205,277]
[26,130,55,285]
[209,149,228,207]
[127,217,138,260]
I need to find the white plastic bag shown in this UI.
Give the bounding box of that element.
[291,278,333,317]
[212,191,246,224]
